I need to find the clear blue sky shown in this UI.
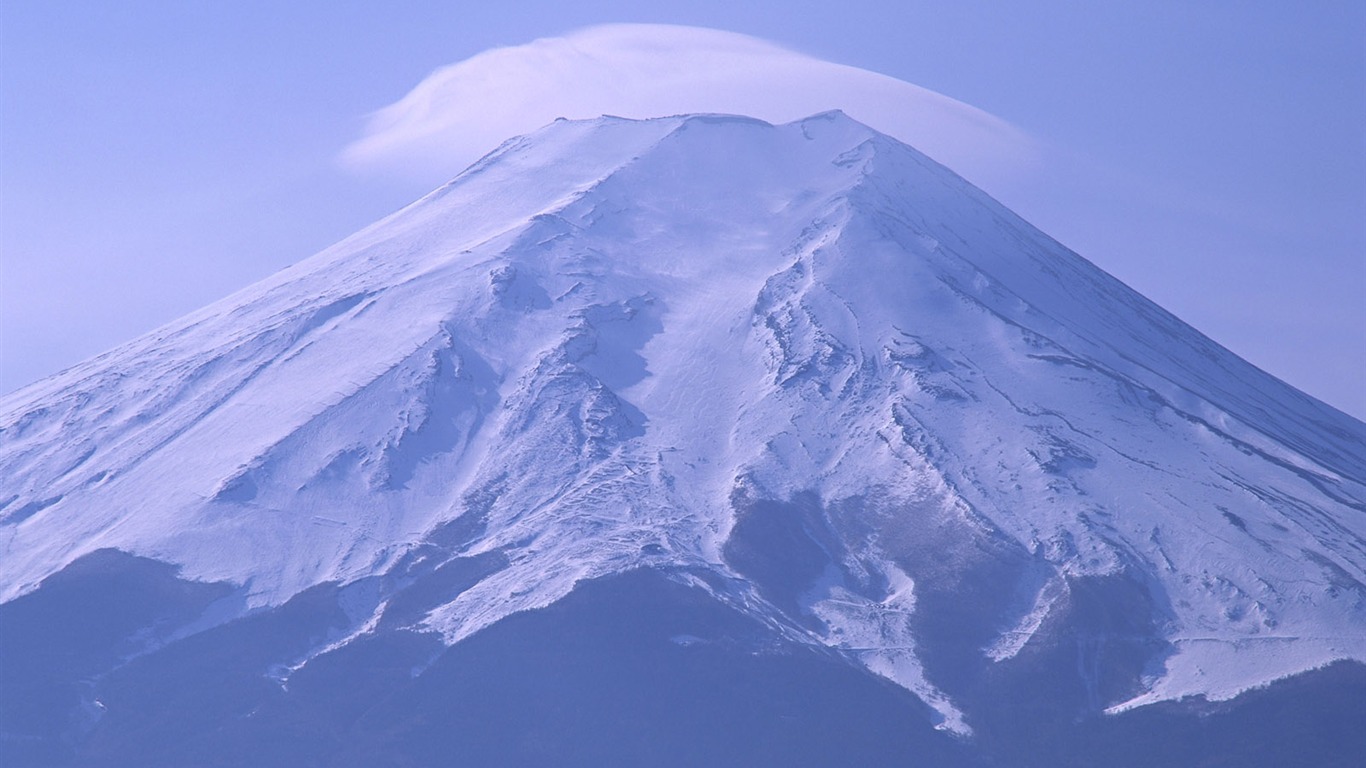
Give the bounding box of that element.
[2,1,1363,418]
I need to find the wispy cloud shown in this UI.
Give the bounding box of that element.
[341,24,1038,193]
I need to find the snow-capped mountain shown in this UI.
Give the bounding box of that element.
[3,112,1363,766]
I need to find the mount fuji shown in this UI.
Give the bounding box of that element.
[2,111,1363,766]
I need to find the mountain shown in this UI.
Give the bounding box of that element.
[2,111,1363,766]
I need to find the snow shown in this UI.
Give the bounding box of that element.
[2,111,1363,725]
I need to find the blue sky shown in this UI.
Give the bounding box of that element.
[2,1,1363,418]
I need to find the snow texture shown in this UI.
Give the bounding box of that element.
[2,112,1363,732]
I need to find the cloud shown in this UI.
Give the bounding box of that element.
[341,24,1038,193]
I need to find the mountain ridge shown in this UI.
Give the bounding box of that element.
[2,111,1363,749]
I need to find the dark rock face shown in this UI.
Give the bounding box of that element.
[2,555,968,767]
[4,551,1364,767]
[0,550,233,765]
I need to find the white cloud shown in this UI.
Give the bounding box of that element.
[341,23,1038,193]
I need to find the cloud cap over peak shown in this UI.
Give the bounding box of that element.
[342,23,1038,191]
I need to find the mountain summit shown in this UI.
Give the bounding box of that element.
[3,112,1363,766]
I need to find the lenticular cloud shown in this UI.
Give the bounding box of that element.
[341,23,1037,192]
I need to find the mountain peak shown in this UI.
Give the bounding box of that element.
[2,113,1363,750]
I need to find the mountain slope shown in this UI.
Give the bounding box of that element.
[2,112,1363,762]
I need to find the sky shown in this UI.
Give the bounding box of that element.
[1,1,1363,419]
